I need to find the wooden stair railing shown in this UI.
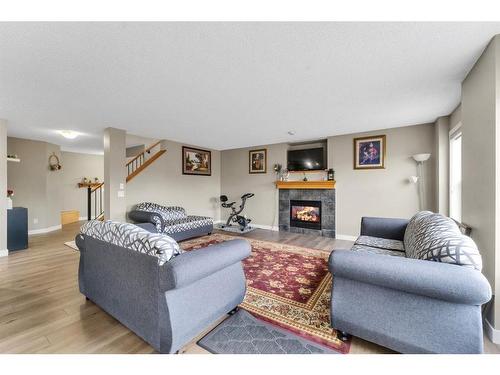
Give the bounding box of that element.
[126,141,165,182]
[78,182,104,221]
[79,141,166,221]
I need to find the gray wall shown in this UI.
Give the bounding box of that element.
[0,120,7,254]
[104,127,127,222]
[60,151,104,217]
[434,116,450,216]
[328,124,435,236]
[461,35,500,329]
[126,139,222,221]
[7,137,63,231]
[221,123,435,237]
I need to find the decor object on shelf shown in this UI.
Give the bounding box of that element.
[48,152,62,171]
[7,154,20,162]
[182,146,211,176]
[279,168,289,181]
[249,149,267,174]
[6,189,14,210]
[327,168,335,181]
[273,163,282,177]
[353,135,386,169]
[412,153,431,210]
[302,172,308,181]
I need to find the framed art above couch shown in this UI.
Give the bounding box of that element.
[182,146,212,176]
[353,135,386,169]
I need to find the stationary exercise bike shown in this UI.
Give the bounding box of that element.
[220,193,254,231]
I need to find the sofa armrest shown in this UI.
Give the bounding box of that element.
[360,217,409,240]
[160,239,251,291]
[128,210,164,232]
[329,250,492,305]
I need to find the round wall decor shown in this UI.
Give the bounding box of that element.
[49,153,62,171]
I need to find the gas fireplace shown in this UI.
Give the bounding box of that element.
[289,200,321,230]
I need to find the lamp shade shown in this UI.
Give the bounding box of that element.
[412,153,431,162]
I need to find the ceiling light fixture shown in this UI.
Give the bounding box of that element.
[57,130,80,139]
[287,131,295,136]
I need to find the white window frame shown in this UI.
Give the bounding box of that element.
[449,123,462,222]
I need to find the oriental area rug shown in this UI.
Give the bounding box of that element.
[180,233,351,353]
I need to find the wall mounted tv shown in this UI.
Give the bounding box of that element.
[287,147,326,171]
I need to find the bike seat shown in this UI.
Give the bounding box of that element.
[241,193,254,199]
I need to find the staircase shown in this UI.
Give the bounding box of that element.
[81,141,166,221]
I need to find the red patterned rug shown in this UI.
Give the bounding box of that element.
[180,233,350,353]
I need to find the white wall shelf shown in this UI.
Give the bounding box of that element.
[7,157,21,163]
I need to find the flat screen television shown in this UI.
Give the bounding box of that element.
[287,147,325,171]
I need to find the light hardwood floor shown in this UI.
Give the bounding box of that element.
[0,222,498,354]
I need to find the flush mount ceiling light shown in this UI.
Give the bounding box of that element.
[287,131,296,136]
[57,130,80,139]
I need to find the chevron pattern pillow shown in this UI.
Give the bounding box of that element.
[404,211,482,271]
[135,202,187,221]
[80,220,182,265]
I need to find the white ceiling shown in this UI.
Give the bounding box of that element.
[1,22,500,153]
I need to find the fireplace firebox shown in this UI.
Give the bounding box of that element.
[289,200,321,230]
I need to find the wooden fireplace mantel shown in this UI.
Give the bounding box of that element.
[275,180,336,189]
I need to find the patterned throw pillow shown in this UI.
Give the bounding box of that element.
[404,211,482,271]
[135,202,187,221]
[80,220,182,265]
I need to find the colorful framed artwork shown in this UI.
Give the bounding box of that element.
[182,146,212,176]
[353,135,386,169]
[249,149,267,174]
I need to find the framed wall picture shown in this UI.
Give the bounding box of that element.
[353,135,386,169]
[249,149,267,174]
[182,146,212,176]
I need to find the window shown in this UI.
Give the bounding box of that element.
[449,126,462,221]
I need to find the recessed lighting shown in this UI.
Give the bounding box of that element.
[57,130,80,139]
[287,131,296,136]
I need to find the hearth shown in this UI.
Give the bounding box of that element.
[290,200,321,230]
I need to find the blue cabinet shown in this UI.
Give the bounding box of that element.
[7,207,28,251]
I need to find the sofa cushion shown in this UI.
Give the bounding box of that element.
[135,202,187,221]
[80,220,182,265]
[351,244,405,257]
[404,211,482,271]
[354,235,404,252]
[163,215,213,235]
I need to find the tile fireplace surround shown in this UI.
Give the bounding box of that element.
[278,182,335,238]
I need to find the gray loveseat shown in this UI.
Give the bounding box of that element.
[76,220,250,354]
[128,202,213,241]
[329,211,492,354]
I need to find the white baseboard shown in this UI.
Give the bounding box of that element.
[250,224,279,232]
[79,216,87,221]
[485,317,500,344]
[336,234,357,241]
[215,220,279,232]
[28,224,62,235]
[0,249,8,257]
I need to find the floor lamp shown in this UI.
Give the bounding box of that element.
[412,153,431,211]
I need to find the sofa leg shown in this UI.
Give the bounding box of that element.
[208,232,212,235]
[229,306,239,315]
[338,331,351,342]
[85,296,90,301]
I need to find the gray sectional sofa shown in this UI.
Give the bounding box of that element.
[128,202,213,241]
[329,211,492,354]
[76,220,250,354]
